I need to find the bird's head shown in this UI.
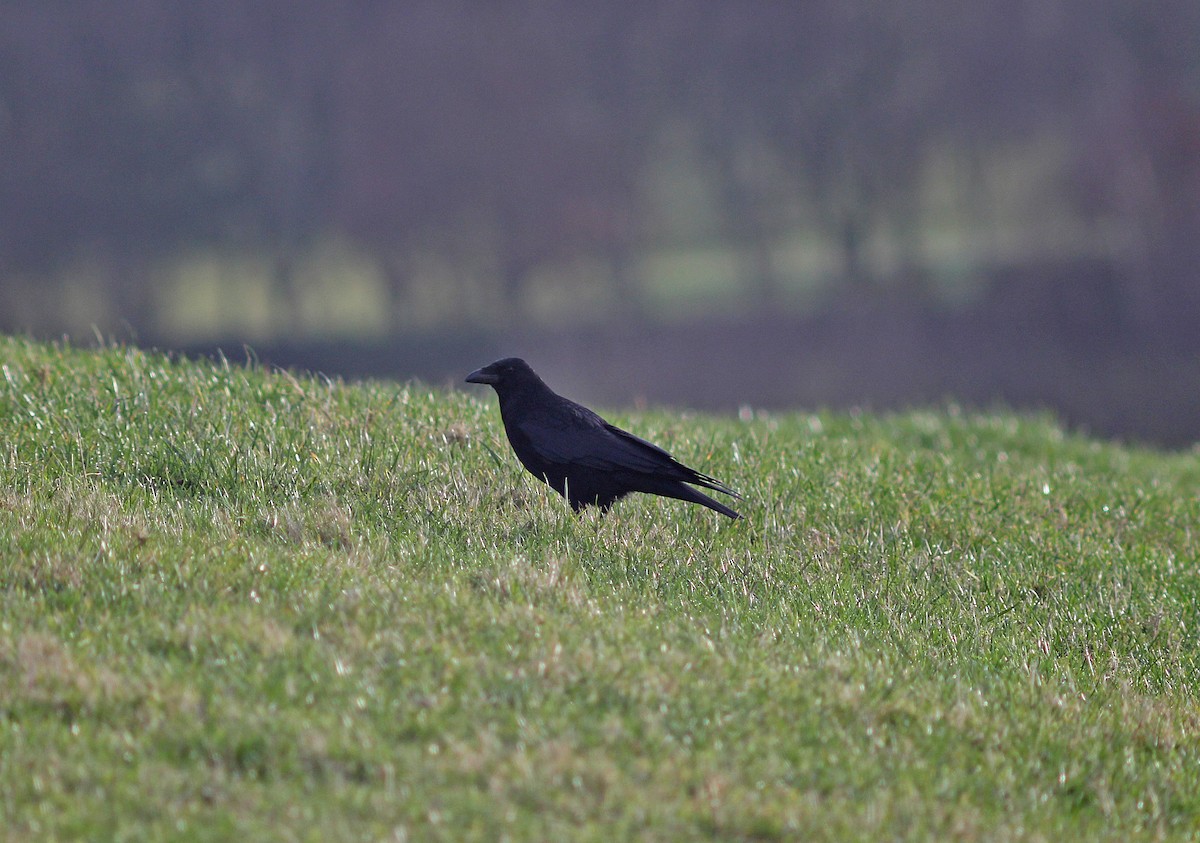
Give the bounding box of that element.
[465,357,541,393]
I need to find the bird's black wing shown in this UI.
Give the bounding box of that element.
[510,404,738,496]
[509,404,662,472]
[603,424,741,497]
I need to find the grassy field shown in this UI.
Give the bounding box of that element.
[1,335,1198,841]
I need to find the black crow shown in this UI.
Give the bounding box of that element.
[466,358,741,518]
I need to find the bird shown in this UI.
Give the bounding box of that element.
[465,357,741,519]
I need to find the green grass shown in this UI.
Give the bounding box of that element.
[1,335,1198,841]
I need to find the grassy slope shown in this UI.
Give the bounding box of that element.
[1,335,1198,841]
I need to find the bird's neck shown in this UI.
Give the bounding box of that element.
[497,384,549,419]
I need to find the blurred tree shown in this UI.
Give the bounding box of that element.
[0,0,1197,340]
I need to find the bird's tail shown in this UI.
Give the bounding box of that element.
[667,481,742,519]
[689,470,741,501]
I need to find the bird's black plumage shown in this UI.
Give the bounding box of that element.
[466,358,741,519]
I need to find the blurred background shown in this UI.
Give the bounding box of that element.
[2,2,1199,444]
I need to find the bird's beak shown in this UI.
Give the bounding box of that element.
[465,367,497,385]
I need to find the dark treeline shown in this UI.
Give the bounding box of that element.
[1,1,1198,340]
